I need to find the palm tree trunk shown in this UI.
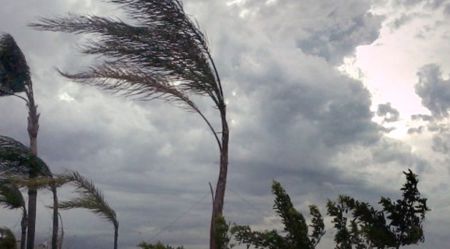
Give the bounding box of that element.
[113,222,118,249]
[210,108,229,249]
[51,186,59,249]
[26,88,39,249]
[20,208,27,249]
[57,213,64,249]
[26,188,37,249]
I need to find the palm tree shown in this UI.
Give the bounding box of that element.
[0,179,27,249]
[0,33,59,249]
[0,133,59,249]
[59,171,118,249]
[31,1,229,248]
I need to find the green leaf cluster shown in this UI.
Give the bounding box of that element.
[138,241,184,249]
[327,169,429,249]
[0,227,17,249]
[0,135,51,177]
[231,181,325,249]
[0,33,29,96]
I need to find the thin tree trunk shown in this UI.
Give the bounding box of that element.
[26,188,37,249]
[57,213,64,249]
[26,87,39,249]
[113,222,118,249]
[210,107,229,249]
[20,208,27,249]
[51,186,58,249]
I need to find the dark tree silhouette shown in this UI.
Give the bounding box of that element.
[0,179,27,249]
[0,227,17,249]
[231,181,325,249]
[0,33,59,249]
[327,170,429,249]
[31,1,228,248]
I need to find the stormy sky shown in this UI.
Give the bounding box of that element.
[1,0,450,248]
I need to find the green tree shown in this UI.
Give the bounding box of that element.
[31,1,229,248]
[0,227,17,249]
[58,171,119,249]
[327,170,429,249]
[138,241,184,249]
[0,33,59,249]
[231,181,325,249]
[0,179,26,249]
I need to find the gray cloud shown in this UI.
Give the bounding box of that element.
[415,64,450,118]
[377,103,400,122]
[392,0,448,9]
[0,0,446,248]
[445,3,450,17]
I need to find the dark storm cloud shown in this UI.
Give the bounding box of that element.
[415,64,450,118]
[377,102,400,122]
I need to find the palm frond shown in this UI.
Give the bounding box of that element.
[60,171,118,227]
[0,135,51,177]
[0,33,30,96]
[0,179,25,210]
[30,0,223,106]
[7,175,69,190]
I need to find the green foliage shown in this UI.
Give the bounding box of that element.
[327,169,429,249]
[231,181,325,249]
[0,179,25,210]
[0,226,17,249]
[138,241,184,249]
[0,33,29,96]
[0,135,51,177]
[214,216,234,249]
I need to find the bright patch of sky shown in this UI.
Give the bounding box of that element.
[338,0,450,139]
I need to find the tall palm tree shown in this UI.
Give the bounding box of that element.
[59,171,118,249]
[0,179,27,249]
[0,33,59,249]
[31,1,229,248]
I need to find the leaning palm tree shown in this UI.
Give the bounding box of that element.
[0,179,27,249]
[0,133,58,249]
[31,1,229,248]
[59,171,118,249]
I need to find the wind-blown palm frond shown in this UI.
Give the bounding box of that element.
[0,179,27,249]
[0,33,30,96]
[59,171,116,224]
[0,135,51,177]
[0,179,25,210]
[60,171,118,249]
[30,1,223,107]
[7,176,69,190]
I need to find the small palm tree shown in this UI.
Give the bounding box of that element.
[0,179,27,249]
[59,171,118,249]
[0,226,17,249]
[31,2,229,247]
[0,134,58,249]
